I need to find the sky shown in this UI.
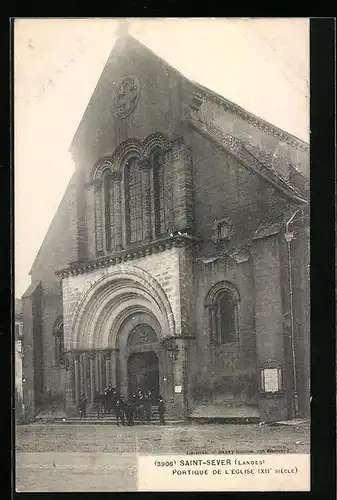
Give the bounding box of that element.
[14,18,310,298]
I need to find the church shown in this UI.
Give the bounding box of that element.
[22,30,310,423]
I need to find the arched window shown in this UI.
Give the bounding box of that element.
[103,171,114,251]
[125,157,144,244]
[205,281,240,344]
[217,291,237,344]
[152,149,172,237]
[53,318,64,367]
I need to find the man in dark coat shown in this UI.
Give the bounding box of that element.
[115,395,125,426]
[94,391,103,419]
[157,395,166,425]
[124,398,135,426]
[78,394,88,419]
[137,389,145,422]
[144,390,153,423]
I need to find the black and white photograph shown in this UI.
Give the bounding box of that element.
[14,17,310,492]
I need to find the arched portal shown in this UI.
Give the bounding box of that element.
[69,265,175,351]
[65,265,175,408]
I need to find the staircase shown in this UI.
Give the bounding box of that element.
[54,405,184,425]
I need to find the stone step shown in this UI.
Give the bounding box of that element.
[188,416,260,424]
[54,416,183,425]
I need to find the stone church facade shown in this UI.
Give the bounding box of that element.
[22,33,310,423]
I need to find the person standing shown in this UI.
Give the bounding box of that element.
[78,394,88,419]
[144,390,153,423]
[137,389,145,422]
[125,398,135,426]
[157,395,166,425]
[115,396,124,427]
[94,391,104,419]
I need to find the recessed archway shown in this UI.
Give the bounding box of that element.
[69,264,175,351]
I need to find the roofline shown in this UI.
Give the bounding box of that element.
[69,33,309,157]
[69,35,126,156]
[189,119,308,206]
[191,81,309,152]
[22,280,41,299]
[29,173,76,276]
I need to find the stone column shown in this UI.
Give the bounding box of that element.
[74,355,80,404]
[105,350,112,387]
[89,353,95,403]
[95,352,100,393]
[97,351,105,391]
[110,349,119,388]
[79,353,84,397]
[111,172,123,250]
[100,352,106,390]
[140,158,152,242]
[94,180,104,256]
[83,353,89,398]
[64,351,76,416]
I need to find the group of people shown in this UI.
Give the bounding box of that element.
[78,385,166,426]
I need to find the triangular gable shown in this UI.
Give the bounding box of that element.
[69,33,309,177]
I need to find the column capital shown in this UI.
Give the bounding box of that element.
[205,302,217,310]
[93,178,103,189]
[110,171,122,182]
[139,158,151,170]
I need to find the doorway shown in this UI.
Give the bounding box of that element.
[127,351,159,398]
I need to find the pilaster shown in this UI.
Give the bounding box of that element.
[170,135,195,232]
[252,234,289,422]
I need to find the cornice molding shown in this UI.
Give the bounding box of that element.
[192,86,309,154]
[189,118,308,206]
[55,233,200,279]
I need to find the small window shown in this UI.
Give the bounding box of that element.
[205,281,239,345]
[15,323,20,337]
[211,217,233,244]
[217,292,237,344]
[219,224,230,240]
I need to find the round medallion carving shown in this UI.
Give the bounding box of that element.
[112,76,140,119]
[128,324,157,347]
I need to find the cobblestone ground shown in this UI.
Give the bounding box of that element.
[16,422,310,492]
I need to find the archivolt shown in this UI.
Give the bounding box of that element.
[205,280,241,306]
[71,264,175,350]
[91,132,170,182]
